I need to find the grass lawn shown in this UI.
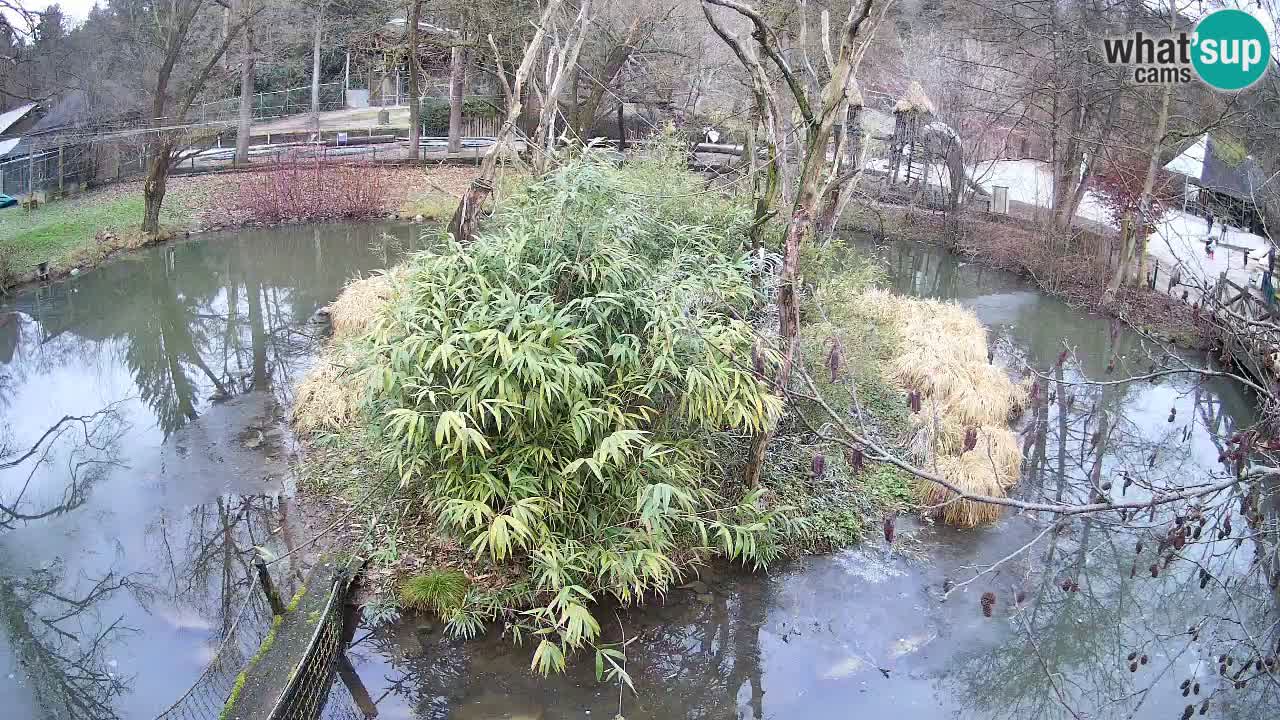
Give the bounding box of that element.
[0,187,184,280]
[0,164,482,289]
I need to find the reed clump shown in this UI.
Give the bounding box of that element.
[859,289,1026,527]
[328,271,397,341]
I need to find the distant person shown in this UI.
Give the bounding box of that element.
[1205,237,1215,259]
[1206,212,1215,235]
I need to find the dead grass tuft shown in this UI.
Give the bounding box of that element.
[863,289,1026,527]
[292,353,365,433]
[921,452,1005,527]
[328,272,395,340]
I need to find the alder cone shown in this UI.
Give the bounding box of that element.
[980,591,996,617]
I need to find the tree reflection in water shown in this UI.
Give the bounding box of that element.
[336,571,769,720]
[0,223,415,719]
[0,404,138,719]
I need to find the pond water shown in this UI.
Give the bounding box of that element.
[1,226,1274,720]
[0,222,420,720]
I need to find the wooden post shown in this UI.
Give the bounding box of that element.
[616,99,625,152]
[27,146,35,200]
[57,144,64,196]
[255,558,287,615]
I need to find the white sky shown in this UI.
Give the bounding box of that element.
[6,0,98,27]
[7,0,1277,37]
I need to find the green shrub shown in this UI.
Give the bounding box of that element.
[400,570,469,615]
[353,145,798,671]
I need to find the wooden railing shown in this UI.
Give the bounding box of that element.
[1214,273,1274,325]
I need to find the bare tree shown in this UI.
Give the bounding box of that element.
[447,43,468,153]
[92,0,260,233]
[234,0,257,165]
[703,0,886,486]
[310,0,327,137]
[447,0,565,243]
[530,0,594,175]
[405,0,422,159]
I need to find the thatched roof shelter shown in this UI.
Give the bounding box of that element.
[893,81,935,115]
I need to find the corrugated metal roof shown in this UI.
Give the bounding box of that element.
[0,103,36,135]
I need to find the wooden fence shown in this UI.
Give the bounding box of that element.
[1211,273,1279,382]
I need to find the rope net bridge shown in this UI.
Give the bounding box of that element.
[154,556,370,720]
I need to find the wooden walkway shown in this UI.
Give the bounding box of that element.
[1211,272,1279,382]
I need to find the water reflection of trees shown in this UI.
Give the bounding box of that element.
[147,493,302,630]
[341,576,769,720]
[945,360,1275,719]
[3,224,411,438]
[623,581,768,719]
[945,507,1279,720]
[121,229,402,437]
[872,237,1278,719]
[1,406,125,529]
[0,405,139,720]
[0,559,150,720]
[0,224,416,718]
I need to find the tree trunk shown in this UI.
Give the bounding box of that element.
[815,124,846,238]
[573,16,643,138]
[815,102,863,237]
[234,5,255,166]
[616,99,625,151]
[142,142,174,235]
[310,0,324,137]
[447,45,467,154]
[448,0,566,243]
[1102,79,1171,304]
[246,276,269,390]
[1051,127,1081,228]
[745,106,780,253]
[406,0,422,160]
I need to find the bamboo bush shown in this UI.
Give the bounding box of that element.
[349,147,795,672]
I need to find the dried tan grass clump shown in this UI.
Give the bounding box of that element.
[292,354,365,434]
[922,454,1005,527]
[966,427,1023,486]
[932,363,1029,427]
[862,289,1026,528]
[329,272,394,340]
[294,269,402,433]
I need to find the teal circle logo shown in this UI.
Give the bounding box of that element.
[1192,9,1271,91]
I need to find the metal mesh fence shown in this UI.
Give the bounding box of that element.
[266,571,352,720]
[153,589,276,720]
[0,142,97,197]
[197,83,347,124]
